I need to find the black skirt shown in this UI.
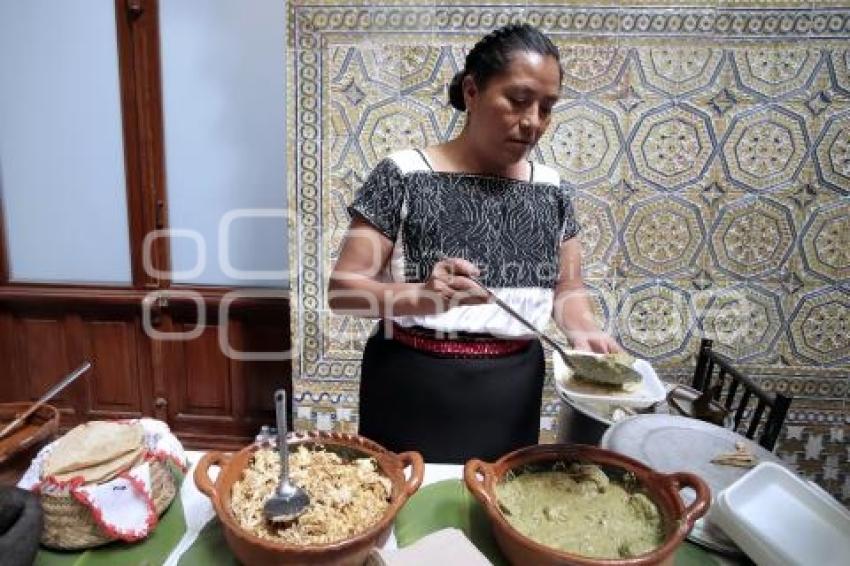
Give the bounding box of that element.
[358,321,545,464]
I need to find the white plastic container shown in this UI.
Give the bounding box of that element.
[712,461,850,566]
[553,350,666,409]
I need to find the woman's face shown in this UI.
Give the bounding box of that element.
[463,51,561,165]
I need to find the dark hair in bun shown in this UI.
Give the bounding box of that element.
[447,23,562,112]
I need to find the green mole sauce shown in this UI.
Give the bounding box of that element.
[495,463,665,559]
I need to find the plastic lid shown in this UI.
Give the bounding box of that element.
[713,462,850,566]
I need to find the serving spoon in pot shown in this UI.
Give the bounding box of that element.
[263,389,310,523]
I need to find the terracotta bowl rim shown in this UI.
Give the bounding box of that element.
[0,401,60,422]
[466,442,708,565]
[0,402,60,464]
[206,431,418,554]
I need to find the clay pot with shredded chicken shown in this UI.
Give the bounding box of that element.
[194,432,423,566]
[230,446,392,545]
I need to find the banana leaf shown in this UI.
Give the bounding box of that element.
[394,479,508,566]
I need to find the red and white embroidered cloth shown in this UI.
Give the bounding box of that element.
[18,418,187,541]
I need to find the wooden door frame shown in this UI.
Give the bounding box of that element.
[115,0,170,289]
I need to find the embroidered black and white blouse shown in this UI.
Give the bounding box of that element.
[348,149,581,338]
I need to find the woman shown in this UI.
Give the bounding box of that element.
[328,24,621,463]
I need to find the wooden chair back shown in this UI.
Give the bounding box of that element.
[692,339,791,451]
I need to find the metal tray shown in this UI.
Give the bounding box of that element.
[599,414,786,556]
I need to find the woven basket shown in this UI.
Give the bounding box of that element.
[39,459,178,550]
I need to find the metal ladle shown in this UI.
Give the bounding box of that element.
[469,277,643,385]
[263,389,310,523]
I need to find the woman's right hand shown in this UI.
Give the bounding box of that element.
[420,258,490,311]
[329,218,490,317]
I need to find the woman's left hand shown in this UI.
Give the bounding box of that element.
[553,239,624,355]
[569,332,623,354]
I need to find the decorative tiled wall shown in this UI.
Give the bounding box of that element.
[286,1,850,503]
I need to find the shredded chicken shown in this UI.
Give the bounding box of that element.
[230,446,391,545]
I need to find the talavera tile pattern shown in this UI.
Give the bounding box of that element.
[286,1,850,503]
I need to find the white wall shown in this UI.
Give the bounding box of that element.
[159,0,289,287]
[0,0,132,284]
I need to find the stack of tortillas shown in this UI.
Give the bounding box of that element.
[42,421,144,484]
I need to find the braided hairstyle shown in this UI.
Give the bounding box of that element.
[448,24,562,112]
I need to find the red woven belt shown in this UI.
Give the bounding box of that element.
[389,322,531,358]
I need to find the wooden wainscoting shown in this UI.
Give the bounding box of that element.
[0,285,290,450]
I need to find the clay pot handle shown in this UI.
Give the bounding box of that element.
[194,451,231,501]
[665,471,711,527]
[463,458,493,507]
[397,451,425,497]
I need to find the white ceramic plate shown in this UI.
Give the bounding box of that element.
[553,349,666,409]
